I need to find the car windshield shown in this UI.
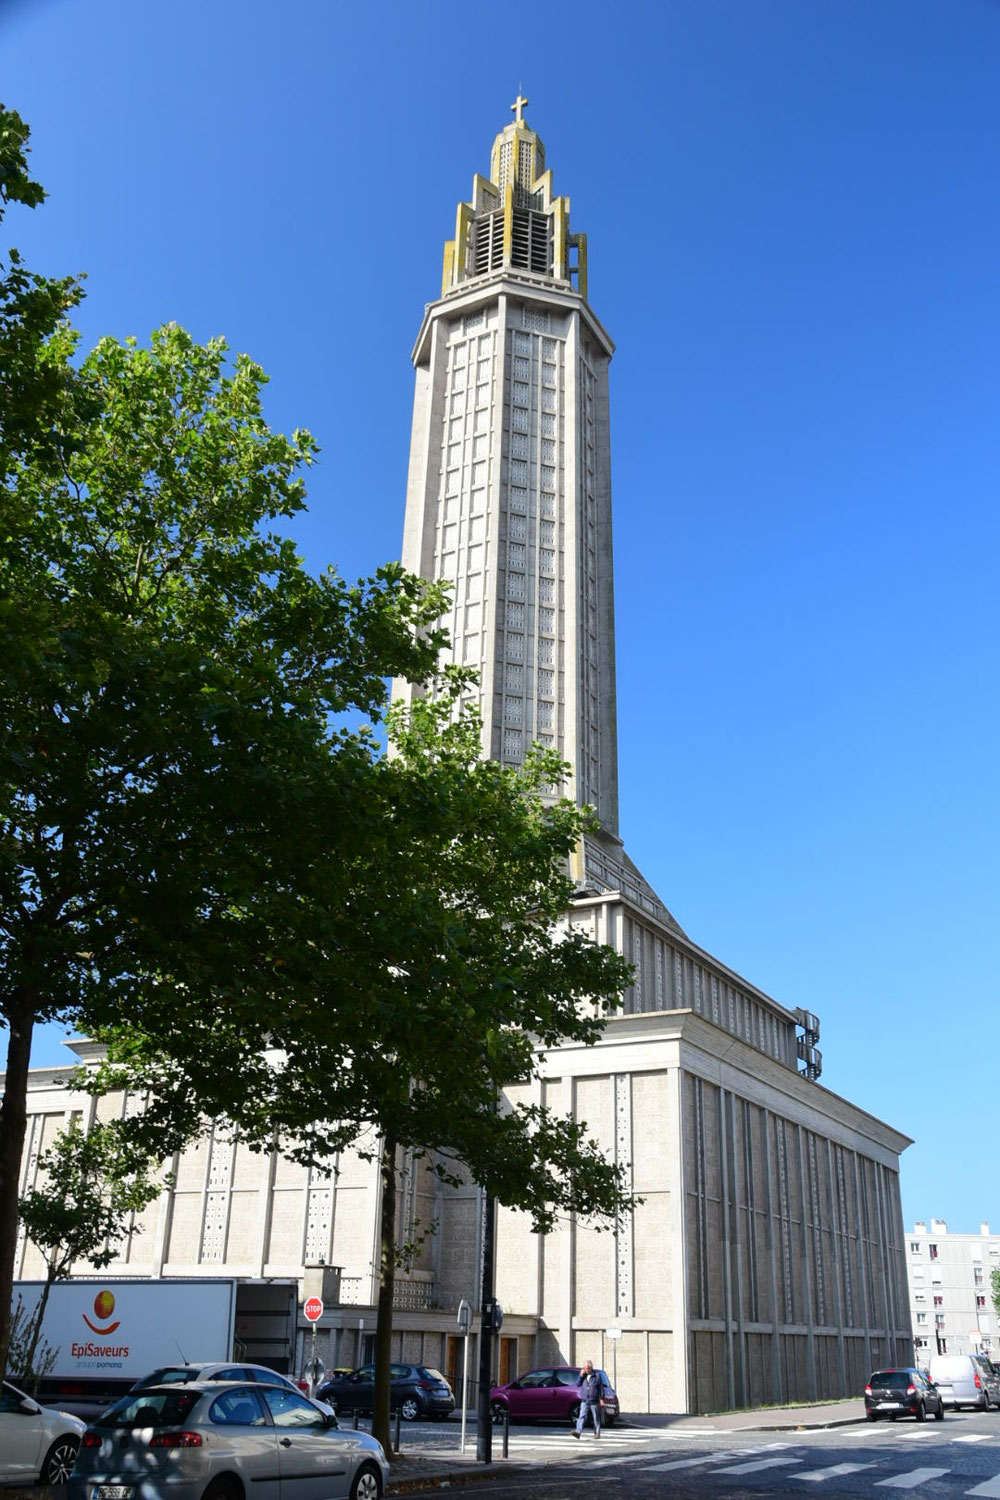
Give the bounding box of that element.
[98,1390,201,1428]
[870,1371,911,1390]
[136,1368,196,1387]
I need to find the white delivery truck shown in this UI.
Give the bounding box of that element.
[12,1277,296,1417]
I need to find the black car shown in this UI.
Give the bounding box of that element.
[317,1363,454,1422]
[865,1367,944,1422]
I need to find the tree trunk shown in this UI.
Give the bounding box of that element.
[22,1262,58,1393]
[370,1135,397,1458]
[0,990,34,1381]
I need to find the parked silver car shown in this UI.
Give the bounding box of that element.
[69,1380,387,1500]
[131,1363,307,1394]
[130,1363,335,1417]
[0,1378,86,1485]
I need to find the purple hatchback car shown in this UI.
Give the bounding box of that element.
[490,1366,619,1427]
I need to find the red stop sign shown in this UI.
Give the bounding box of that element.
[303,1296,324,1322]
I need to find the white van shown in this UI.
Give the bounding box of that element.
[928,1353,1000,1410]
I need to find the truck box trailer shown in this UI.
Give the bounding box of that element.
[12,1277,296,1417]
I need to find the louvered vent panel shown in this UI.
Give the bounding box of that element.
[530,213,550,274]
[511,209,531,269]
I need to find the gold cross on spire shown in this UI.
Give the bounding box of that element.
[510,92,529,123]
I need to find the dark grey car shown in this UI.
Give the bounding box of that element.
[316,1363,454,1421]
[865,1367,944,1422]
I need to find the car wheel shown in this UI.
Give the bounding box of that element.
[916,1401,926,1422]
[568,1400,581,1423]
[490,1400,508,1426]
[935,1404,944,1420]
[399,1395,421,1422]
[42,1435,80,1485]
[350,1462,383,1500]
[202,1482,239,1500]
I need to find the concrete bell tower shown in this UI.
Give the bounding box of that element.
[396,98,620,841]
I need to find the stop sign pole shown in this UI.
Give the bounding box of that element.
[303,1296,324,1396]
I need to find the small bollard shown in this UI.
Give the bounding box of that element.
[502,1406,509,1459]
[393,1405,401,1453]
[352,1410,359,1430]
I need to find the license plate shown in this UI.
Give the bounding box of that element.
[877,1401,901,1408]
[95,1486,133,1499]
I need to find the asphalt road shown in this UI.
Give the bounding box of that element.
[15,1407,1000,1499]
[417,1406,1000,1498]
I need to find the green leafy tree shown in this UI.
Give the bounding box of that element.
[16,1117,165,1380]
[0,108,449,1376]
[1,108,633,1456]
[992,1266,1000,1326]
[94,689,635,1453]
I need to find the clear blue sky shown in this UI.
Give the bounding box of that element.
[4,0,998,1235]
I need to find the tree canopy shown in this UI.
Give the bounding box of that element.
[0,104,449,1371]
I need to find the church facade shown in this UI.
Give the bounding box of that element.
[8,104,913,1415]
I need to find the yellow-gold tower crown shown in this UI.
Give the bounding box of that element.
[441,95,588,300]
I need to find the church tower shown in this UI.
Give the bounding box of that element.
[397,97,619,839]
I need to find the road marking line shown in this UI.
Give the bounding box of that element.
[797,1463,876,1481]
[875,1467,950,1488]
[638,1448,759,1473]
[965,1476,1000,1497]
[955,1434,993,1443]
[714,1457,804,1475]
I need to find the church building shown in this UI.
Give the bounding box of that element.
[9,102,913,1415]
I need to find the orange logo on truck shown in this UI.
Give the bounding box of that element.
[82,1289,120,1334]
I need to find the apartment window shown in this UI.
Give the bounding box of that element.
[916,1313,927,1325]
[933,1296,943,1307]
[939,1340,948,1353]
[914,1294,926,1304]
[975,1268,985,1286]
[978,1296,987,1308]
[929,1244,939,1260]
[935,1315,945,1327]
[910,1242,921,1254]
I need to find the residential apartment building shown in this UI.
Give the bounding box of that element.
[908,1220,1000,1363]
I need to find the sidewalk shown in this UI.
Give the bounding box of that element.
[386,1400,867,1492]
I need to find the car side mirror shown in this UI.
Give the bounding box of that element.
[18,1397,41,1415]
[323,1412,339,1428]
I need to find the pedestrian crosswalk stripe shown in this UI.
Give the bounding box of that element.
[956,1434,993,1443]
[965,1477,1000,1497]
[797,1463,876,1481]
[714,1456,803,1476]
[875,1467,950,1488]
[639,1447,760,1473]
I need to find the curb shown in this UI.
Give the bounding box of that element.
[389,1461,533,1494]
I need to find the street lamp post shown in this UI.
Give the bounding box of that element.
[476,1194,498,1464]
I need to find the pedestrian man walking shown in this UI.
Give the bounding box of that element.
[572,1360,602,1439]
